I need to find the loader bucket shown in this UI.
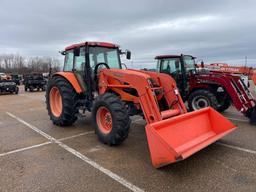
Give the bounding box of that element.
[145,107,236,168]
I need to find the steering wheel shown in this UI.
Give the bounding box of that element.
[93,62,110,87]
[94,62,110,76]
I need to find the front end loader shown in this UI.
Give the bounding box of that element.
[46,42,236,168]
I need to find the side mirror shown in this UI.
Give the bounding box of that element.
[126,50,131,60]
[59,50,66,55]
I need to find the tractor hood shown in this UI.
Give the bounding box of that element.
[196,70,242,81]
[102,68,175,88]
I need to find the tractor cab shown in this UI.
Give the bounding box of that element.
[61,42,131,93]
[156,54,196,99]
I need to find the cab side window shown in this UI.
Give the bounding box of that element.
[161,59,181,74]
[161,60,170,74]
[63,50,74,71]
[74,47,85,71]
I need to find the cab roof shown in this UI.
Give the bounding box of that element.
[155,54,194,59]
[65,42,119,51]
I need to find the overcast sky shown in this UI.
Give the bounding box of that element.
[0,0,255,68]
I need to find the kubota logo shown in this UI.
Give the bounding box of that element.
[113,73,123,78]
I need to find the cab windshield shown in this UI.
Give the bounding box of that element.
[89,47,121,69]
[183,56,196,72]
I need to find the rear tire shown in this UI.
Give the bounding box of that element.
[46,76,79,126]
[217,98,232,112]
[188,89,218,111]
[92,93,131,145]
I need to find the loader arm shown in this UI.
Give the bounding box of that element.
[194,73,256,114]
[98,68,186,124]
[98,68,236,168]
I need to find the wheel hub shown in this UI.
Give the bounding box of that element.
[192,96,209,110]
[49,87,62,117]
[96,106,113,134]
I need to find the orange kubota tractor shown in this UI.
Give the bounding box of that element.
[46,42,236,168]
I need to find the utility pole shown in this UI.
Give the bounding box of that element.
[245,56,247,67]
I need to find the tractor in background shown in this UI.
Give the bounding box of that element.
[155,54,256,124]
[46,42,235,168]
[195,63,256,89]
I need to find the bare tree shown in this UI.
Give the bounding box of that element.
[0,53,61,74]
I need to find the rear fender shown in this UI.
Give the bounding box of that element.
[53,72,83,94]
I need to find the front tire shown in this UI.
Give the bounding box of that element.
[245,107,256,125]
[46,76,79,126]
[217,98,231,112]
[92,93,131,145]
[188,89,218,111]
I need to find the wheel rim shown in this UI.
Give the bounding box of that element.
[96,106,112,134]
[49,87,62,117]
[192,96,209,110]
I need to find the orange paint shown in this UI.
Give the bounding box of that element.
[54,72,83,93]
[98,68,236,168]
[146,107,236,168]
[252,72,256,85]
[203,63,254,77]
[96,106,113,134]
[49,87,62,117]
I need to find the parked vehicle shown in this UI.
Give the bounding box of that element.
[11,74,22,85]
[155,54,256,124]
[46,42,236,168]
[196,63,255,87]
[24,73,46,92]
[0,79,19,94]
[0,73,11,80]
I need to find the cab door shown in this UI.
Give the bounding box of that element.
[73,47,87,92]
[159,58,185,98]
[159,58,181,81]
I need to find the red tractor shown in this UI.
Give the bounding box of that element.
[155,54,256,124]
[46,42,236,168]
